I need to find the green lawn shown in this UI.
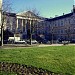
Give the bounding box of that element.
[0,71,16,75]
[0,46,75,75]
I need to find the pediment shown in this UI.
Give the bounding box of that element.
[17,11,44,19]
[17,11,37,17]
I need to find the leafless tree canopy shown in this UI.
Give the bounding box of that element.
[2,0,12,12]
[23,7,40,16]
[2,0,12,24]
[31,8,40,16]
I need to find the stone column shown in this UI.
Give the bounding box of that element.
[22,19,23,32]
[10,22,12,31]
[36,20,38,35]
[33,20,35,31]
[30,20,32,33]
[25,19,27,33]
[0,0,2,7]
[16,19,18,32]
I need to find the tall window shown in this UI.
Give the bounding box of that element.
[55,21,57,26]
[60,30,64,34]
[68,19,70,24]
[58,20,60,26]
[61,20,63,26]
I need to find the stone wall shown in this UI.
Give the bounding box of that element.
[0,62,62,75]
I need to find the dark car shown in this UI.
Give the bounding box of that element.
[70,39,75,43]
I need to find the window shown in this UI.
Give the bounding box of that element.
[60,30,64,33]
[57,30,60,34]
[61,21,63,26]
[68,19,70,24]
[64,18,67,24]
[58,20,60,26]
[55,21,57,26]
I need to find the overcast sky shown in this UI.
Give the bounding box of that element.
[6,0,74,18]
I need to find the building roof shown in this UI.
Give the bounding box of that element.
[46,12,73,21]
[16,11,45,20]
[3,12,16,17]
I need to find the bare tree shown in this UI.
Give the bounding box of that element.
[2,0,12,12]
[25,7,40,16]
[31,8,40,16]
[65,27,71,42]
[1,0,12,46]
[23,8,40,45]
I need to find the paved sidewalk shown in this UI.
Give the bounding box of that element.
[38,44,63,47]
[0,44,75,49]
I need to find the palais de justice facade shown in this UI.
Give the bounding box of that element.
[1,5,75,43]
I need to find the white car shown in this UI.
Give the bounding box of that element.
[15,40,27,44]
[31,40,38,44]
[26,40,38,44]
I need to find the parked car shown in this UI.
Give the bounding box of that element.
[14,40,27,44]
[62,41,69,45]
[3,40,8,44]
[31,40,38,44]
[26,40,38,44]
[70,39,75,43]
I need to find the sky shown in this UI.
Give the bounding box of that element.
[5,0,74,18]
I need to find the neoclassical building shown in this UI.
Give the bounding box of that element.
[1,5,75,43]
[16,11,45,39]
[2,11,48,40]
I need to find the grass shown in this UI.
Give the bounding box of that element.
[0,45,75,75]
[0,71,16,75]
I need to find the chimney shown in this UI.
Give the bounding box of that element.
[71,10,73,13]
[50,17,52,19]
[73,5,75,13]
[63,13,64,15]
[55,15,58,17]
[73,5,75,9]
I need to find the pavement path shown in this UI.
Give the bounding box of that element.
[0,44,75,49]
[38,44,63,47]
